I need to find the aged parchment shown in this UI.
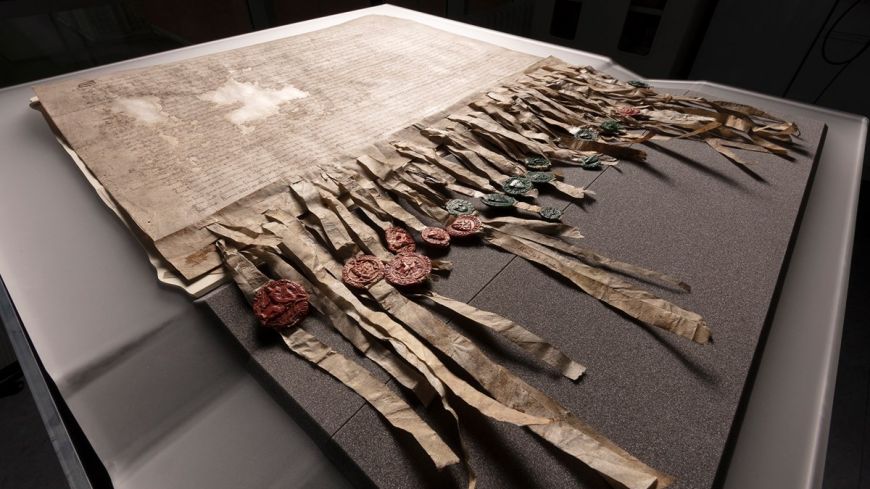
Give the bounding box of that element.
[34,15,539,282]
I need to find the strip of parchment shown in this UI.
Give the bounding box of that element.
[414,291,586,381]
[266,207,670,489]
[216,242,457,469]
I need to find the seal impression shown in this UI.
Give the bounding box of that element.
[385,226,416,254]
[599,119,622,134]
[252,279,310,329]
[523,155,551,170]
[421,227,451,248]
[579,154,602,171]
[526,171,555,184]
[616,106,641,118]
[574,127,599,140]
[342,255,385,289]
[501,176,533,196]
[481,193,516,208]
[446,215,482,238]
[538,207,563,221]
[445,199,475,216]
[385,253,432,287]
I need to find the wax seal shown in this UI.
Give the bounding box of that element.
[385,253,432,287]
[447,215,482,238]
[385,226,416,254]
[445,198,475,216]
[342,255,385,289]
[421,227,451,248]
[599,119,622,134]
[501,176,533,195]
[538,207,563,221]
[579,154,602,171]
[616,106,641,117]
[526,171,555,184]
[574,127,599,140]
[628,80,650,88]
[523,155,551,170]
[481,193,516,208]
[252,279,310,329]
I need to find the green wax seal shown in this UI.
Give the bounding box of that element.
[628,80,650,88]
[523,155,551,170]
[579,155,602,171]
[501,176,534,195]
[575,127,599,140]
[539,207,563,221]
[526,171,555,184]
[481,193,516,208]
[599,119,622,134]
[445,198,475,215]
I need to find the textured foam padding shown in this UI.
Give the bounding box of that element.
[201,103,826,489]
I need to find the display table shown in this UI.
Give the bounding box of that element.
[0,5,865,489]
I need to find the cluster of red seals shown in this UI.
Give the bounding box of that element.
[342,255,385,289]
[385,253,432,287]
[252,279,310,329]
[616,106,641,117]
[421,227,451,248]
[385,226,416,254]
[446,215,482,238]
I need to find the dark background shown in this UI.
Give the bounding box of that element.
[0,1,867,488]
[2,0,869,117]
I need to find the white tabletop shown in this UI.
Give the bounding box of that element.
[0,5,865,489]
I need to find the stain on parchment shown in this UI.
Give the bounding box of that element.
[198,79,309,130]
[111,96,169,125]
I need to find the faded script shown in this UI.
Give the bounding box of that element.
[35,15,539,280]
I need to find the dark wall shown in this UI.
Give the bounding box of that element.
[0,0,373,88]
[2,0,868,122]
[692,0,870,118]
[0,0,715,87]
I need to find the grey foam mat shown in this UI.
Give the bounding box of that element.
[199,102,826,489]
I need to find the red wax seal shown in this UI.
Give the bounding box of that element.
[342,255,385,289]
[616,106,641,117]
[252,279,310,329]
[385,253,432,287]
[421,227,451,248]
[385,226,416,254]
[446,215,482,238]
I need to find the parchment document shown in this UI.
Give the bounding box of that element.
[34,15,539,282]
